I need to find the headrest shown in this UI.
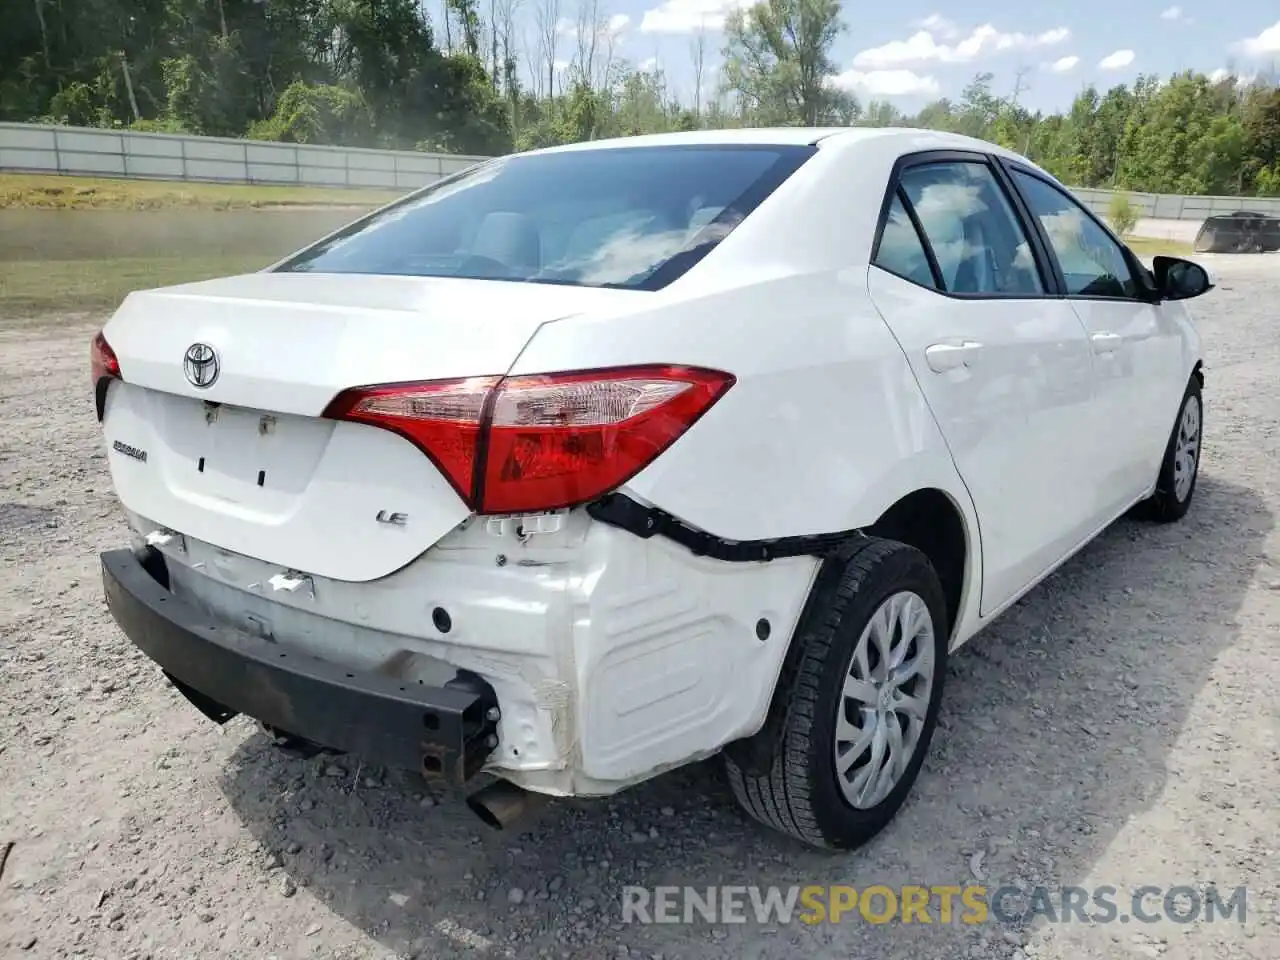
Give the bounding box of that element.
[471,211,541,269]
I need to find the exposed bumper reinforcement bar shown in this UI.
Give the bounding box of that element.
[100,548,499,786]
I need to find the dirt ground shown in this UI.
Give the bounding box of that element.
[2,256,1279,960]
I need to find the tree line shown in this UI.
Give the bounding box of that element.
[4,0,1280,195]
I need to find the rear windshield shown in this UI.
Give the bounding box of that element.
[274,144,815,291]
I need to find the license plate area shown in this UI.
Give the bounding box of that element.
[156,397,333,507]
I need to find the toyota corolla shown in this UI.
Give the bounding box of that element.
[92,127,1210,849]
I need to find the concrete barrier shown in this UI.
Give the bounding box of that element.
[0,122,487,191]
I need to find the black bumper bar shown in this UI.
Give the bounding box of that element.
[101,548,499,785]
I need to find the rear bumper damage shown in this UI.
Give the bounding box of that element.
[101,548,500,786]
[102,507,821,799]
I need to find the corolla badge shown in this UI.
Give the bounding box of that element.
[184,343,219,388]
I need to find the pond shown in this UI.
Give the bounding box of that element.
[0,208,367,262]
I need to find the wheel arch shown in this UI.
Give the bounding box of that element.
[724,484,978,775]
[863,486,973,640]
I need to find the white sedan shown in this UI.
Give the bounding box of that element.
[92,127,1210,850]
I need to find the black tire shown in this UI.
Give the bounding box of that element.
[723,538,949,850]
[1138,375,1203,523]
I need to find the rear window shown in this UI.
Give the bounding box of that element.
[274,144,815,290]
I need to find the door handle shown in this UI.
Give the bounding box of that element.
[924,340,983,373]
[1090,331,1122,354]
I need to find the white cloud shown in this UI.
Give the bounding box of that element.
[639,56,659,71]
[852,23,1070,69]
[553,59,569,73]
[557,12,630,39]
[833,68,941,97]
[1209,67,1259,86]
[1098,49,1135,70]
[640,0,750,33]
[914,14,962,40]
[1237,20,1280,57]
[1049,55,1080,74]
[1160,6,1194,24]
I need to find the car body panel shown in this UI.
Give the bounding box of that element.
[101,273,643,581]
[1065,296,1189,504]
[866,267,1099,616]
[94,127,1205,796]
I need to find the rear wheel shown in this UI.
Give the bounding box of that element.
[724,539,948,850]
[1139,376,1202,523]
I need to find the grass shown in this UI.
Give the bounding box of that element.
[0,254,271,318]
[0,173,404,211]
[1124,236,1194,257]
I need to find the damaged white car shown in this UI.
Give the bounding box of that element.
[94,127,1210,850]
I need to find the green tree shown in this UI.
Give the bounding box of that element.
[1108,192,1138,235]
[721,0,853,126]
[3,0,1280,198]
[1241,84,1280,193]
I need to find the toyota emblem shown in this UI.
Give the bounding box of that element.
[183,343,219,389]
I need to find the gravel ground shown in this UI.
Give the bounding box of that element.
[2,255,1279,960]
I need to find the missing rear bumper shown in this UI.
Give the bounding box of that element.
[101,548,500,786]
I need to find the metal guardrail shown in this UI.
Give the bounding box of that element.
[2,122,1279,219]
[0,122,487,190]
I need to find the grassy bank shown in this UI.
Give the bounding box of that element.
[1125,236,1195,256]
[0,173,403,211]
[0,255,270,318]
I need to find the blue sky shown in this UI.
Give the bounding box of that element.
[460,1,1280,114]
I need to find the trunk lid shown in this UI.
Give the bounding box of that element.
[100,271,639,582]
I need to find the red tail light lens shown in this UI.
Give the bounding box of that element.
[324,365,735,514]
[322,376,499,504]
[91,330,122,421]
[481,368,732,513]
[91,331,121,387]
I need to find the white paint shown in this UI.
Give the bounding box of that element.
[98,126,1205,797]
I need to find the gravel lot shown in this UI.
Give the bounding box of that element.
[2,256,1279,960]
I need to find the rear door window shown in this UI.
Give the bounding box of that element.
[897,161,1044,296]
[874,193,939,289]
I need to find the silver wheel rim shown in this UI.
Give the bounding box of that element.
[834,590,936,810]
[1173,395,1201,503]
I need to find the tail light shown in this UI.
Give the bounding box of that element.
[91,330,122,421]
[324,365,735,514]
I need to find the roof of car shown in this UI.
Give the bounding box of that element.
[518,126,1029,162]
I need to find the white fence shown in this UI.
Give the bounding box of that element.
[3,121,1280,219]
[0,122,487,190]
[1071,186,1280,222]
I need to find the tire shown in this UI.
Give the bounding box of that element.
[1139,375,1203,523]
[724,538,949,850]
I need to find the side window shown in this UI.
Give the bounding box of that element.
[874,192,938,289]
[898,161,1044,296]
[1011,170,1139,299]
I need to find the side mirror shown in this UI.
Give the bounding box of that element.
[1153,255,1214,301]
